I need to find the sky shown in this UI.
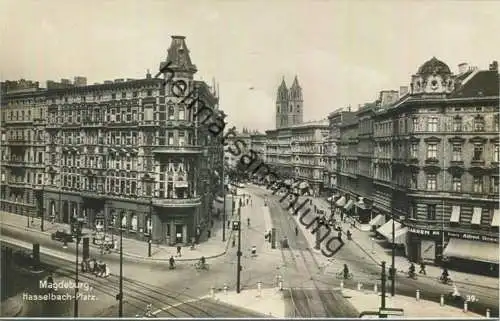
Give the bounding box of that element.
[1,0,499,132]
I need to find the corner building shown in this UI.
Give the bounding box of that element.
[374,58,499,272]
[1,36,223,246]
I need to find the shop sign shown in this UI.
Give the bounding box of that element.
[446,232,498,243]
[408,227,441,236]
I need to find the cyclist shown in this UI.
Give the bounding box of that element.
[199,256,206,269]
[440,267,450,283]
[408,263,416,278]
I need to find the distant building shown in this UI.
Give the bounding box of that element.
[266,120,329,196]
[275,76,303,129]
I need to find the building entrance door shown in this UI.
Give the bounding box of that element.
[175,224,183,243]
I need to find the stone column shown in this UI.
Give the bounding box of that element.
[169,221,175,245]
[182,224,188,244]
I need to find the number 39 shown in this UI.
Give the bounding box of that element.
[466,295,477,302]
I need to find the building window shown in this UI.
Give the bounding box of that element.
[410,143,418,158]
[427,117,438,132]
[452,116,462,132]
[473,144,483,160]
[147,90,152,97]
[426,204,436,220]
[122,92,126,99]
[410,172,418,189]
[452,176,461,192]
[178,106,185,120]
[168,106,175,120]
[168,132,174,145]
[111,93,116,100]
[494,144,499,162]
[495,115,499,132]
[491,176,499,194]
[473,176,483,193]
[426,143,438,159]
[473,116,485,132]
[426,174,437,190]
[452,144,462,161]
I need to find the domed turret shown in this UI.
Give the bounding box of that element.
[410,57,455,95]
[417,57,452,76]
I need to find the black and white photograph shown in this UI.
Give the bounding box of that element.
[0,0,498,318]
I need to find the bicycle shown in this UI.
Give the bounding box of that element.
[336,271,353,280]
[194,261,209,270]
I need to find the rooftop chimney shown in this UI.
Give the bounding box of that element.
[458,63,469,74]
[489,61,498,71]
[146,69,151,79]
[399,86,409,97]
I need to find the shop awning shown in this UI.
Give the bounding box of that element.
[443,238,499,264]
[450,206,460,223]
[335,196,346,207]
[376,219,402,241]
[393,227,408,245]
[369,214,385,227]
[344,200,354,211]
[492,209,500,227]
[471,207,482,225]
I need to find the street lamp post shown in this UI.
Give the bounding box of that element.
[117,212,124,317]
[73,218,83,317]
[222,153,226,242]
[390,216,395,296]
[40,186,44,232]
[148,199,152,257]
[236,206,242,293]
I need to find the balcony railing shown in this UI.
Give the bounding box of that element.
[471,158,486,166]
[152,197,202,208]
[152,145,203,154]
[425,157,440,165]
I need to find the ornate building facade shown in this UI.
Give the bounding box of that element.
[1,35,223,246]
[334,58,499,272]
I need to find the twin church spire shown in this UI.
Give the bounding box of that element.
[275,75,303,129]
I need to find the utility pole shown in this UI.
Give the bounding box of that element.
[391,217,395,296]
[40,187,44,232]
[148,199,152,257]
[74,220,82,317]
[117,213,124,317]
[380,261,387,318]
[236,205,242,293]
[222,152,226,242]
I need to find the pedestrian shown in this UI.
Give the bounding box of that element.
[176,245,181,257]
[227,221,230,228]
[295,226,299,236]
[419,261,426,275]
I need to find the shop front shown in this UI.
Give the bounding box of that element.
[406,227,443,264]
[354,197,372,224]
[442,231,499,276]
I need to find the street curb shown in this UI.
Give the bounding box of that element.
[1,218,235,263]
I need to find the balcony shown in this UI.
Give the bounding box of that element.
[7,139,30,146]
[152,145,204,155]
[152,197,202,208]
[4,160,25,167]
[471,158,485,166]
[449,160,464,167]
[424,157,439,165]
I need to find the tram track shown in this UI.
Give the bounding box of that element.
[2,241,261,317]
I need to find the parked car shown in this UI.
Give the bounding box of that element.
[51,229,74,243]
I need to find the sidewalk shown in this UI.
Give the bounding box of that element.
[0,203,237,262]
[297,195,499,290]
[211,287,285,317]
[342,288,482,318]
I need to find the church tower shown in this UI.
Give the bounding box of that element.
[275,77,289,129]
[288,75,303,125]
